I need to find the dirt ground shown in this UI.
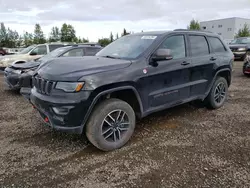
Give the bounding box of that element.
[0,62,249,188]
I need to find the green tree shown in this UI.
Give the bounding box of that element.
[122,28,129,36]
[60,23,76,42]
[77,37,82,43]
[187,19,200,30]
[235,24,250,38]
[110,32,114,42]
[82,38,89,43]
[7,28,19,48]
[23,32,33,47]
[33,24,46,44]
[0,23,8,47]
[16,35,23,47]
[0,23,20,48]
[98,38,111,47]
[49,26,60,42]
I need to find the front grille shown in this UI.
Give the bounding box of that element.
[32,76,55,95]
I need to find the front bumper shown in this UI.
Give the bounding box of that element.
[243,61,250,74]
[232,51,246,59]
[4,68,33,89]
[30,88,93,134]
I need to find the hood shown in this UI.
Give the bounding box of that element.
[38,56,132,81]
[11,60,41,69]
[229,44,248,48]
[0,54,28,67]
[1,54,27,60]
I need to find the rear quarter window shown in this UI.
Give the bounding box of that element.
[208,37,227,53]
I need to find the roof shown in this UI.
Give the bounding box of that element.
[131,30,171,36]
[131,29,218,36]
[200,17,250,23]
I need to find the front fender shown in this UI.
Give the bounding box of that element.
[81,86,143,127]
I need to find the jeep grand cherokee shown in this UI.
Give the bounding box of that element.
[29,29,234,151]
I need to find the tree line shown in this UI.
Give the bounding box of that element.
[187,19,250,38]
[0,22,130,48]
[2,19,248,49]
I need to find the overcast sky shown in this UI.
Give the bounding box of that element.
[1,0,250,41]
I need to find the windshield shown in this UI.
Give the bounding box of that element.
[231,38,250,44]
[96,35,158,59]
[19,45,36,54]
[37,47,70,62]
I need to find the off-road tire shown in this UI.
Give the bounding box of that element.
[86,98,136,151]
[206,77,228,109]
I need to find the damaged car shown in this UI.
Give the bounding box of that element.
[0,43,71,70]
[4,44,102,92]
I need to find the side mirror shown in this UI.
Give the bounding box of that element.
[151,49,173,62]
[30,51,37,56]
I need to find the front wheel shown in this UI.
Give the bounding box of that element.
[86,98,136,151]
[206,77,228,109]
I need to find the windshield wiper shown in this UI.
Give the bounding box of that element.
[101,55,121,59]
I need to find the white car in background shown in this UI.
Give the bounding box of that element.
[0,43,71,70]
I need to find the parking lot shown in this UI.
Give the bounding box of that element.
[0,61,249,187]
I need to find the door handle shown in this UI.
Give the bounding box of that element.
[181,61,190,66]
[210,57,217,61]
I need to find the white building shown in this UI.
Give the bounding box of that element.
[200,17,250,43]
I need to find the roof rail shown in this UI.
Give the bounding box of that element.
[174,29,213,33]
[77,42,102,47]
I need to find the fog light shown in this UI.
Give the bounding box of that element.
[52,106,73,115]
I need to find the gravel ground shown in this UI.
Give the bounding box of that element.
[0,62,250,188]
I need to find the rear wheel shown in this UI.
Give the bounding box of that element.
[206,77,228,109]
[86,98,136,151]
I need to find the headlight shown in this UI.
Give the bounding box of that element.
[13,70,22,74]
[55,82,84,92]
[238,48,246,51]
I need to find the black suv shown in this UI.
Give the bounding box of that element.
[4,44,102,91]
[229,37,250,60]
[29,30,234,151]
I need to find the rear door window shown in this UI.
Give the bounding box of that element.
[208,37,226,53]
[189,35,210,57]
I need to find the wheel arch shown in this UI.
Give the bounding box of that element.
[81,85,143,129]
[204,68,231,99]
